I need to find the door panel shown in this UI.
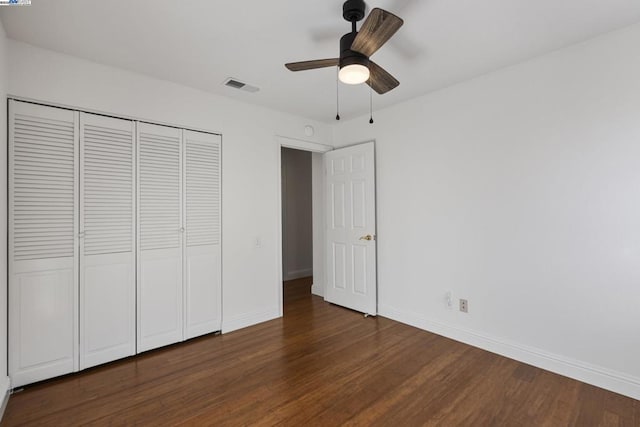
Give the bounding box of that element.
[333,243,347,289]
[79,113,135,369]
[139,248,183,350]
[137,122,184,352]
[9,100,79,387]
[81,254,134,367]
[331,182,346,228]
[324,142,377,315]
[185,245,221,338]
[352,245,367,295]
[11,261,76,387]
[183,130,222,339]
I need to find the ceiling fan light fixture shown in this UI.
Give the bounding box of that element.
[339,63,370,85]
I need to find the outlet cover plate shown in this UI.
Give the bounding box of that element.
[459,299,468,313]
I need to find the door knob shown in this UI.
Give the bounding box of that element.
[359,234,375,241]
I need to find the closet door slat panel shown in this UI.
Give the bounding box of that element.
[184,130,221,339]
[79,113,136,370]
[9,100,79,388]
[137,123,184,352]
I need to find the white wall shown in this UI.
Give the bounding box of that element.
[333,23,640,399]
[281,147,313,280]
[6,40,332,334]
[0,18,10,400]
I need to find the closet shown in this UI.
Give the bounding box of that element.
[8,100,222,387]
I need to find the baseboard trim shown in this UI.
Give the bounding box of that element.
[222,307,280,334]
[379,303,640,400]
[284,268,313,281]
[311,283,324,297]
[0,376,10,422]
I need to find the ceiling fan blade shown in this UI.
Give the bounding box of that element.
[367,61,399,94]
[351,8,404,57]
[285,58,339,71]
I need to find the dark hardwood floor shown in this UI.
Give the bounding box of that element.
[3,277,639,426]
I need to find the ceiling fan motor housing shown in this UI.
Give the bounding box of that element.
[343,0,366,22]
[339,31,369,69]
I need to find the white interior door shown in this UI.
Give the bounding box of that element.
[324,142,377,315]
[79,113,136,369]
[183,130,222,339]
[8,100,79,387]
[137,122,184,352]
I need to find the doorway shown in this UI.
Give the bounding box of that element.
[276,138,378,316]
[281,147,314,305]
[276,136,332,315]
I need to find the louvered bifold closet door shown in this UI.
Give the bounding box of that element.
[9,100,79,387]
[184,130,222,339]
[137,122,184,352]
[79,113,136,369]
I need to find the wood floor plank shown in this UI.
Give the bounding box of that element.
[2,277,638,426]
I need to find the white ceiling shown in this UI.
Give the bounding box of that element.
[2,0,640,122]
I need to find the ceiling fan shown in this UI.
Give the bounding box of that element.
[285,0,404,95]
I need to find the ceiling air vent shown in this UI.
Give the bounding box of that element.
[222,78,260,93]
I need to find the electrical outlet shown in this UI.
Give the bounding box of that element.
[459,299,468,313]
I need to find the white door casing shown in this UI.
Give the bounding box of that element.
[324,142,377,315]
[8,100,80,387]
[137,122,184,352]
[183,130,222,339]
[79,113,136,369]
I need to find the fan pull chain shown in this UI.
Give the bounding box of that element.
[336,68,341,121]
[369,85,374,124]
